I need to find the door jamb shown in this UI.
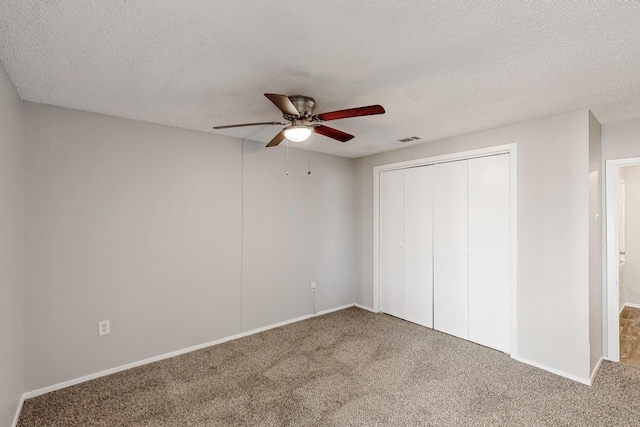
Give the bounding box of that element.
[605,157,640,361]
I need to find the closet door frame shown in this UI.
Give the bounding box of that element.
[373,143,519,358]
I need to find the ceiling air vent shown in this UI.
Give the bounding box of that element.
[390,136,421,145]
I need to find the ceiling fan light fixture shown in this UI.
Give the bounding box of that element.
[283,125,312,142]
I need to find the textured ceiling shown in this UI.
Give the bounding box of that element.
[1,1,639,158]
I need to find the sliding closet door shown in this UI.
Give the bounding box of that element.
[379,169,404,318]
[433,161,469,339]
[468,154,510,352]
[404,166,433,328]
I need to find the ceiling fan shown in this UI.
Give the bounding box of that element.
[213,94,385,147]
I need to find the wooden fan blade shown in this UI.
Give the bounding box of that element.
[315,105,385,122]
[314,125,354,142]
[213,121,285,129]
[264,93,300,117]
[266,130,286,147]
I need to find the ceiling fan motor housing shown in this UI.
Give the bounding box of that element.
[288,95,316,118]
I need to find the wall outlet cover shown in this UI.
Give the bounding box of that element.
[98,320,110,336]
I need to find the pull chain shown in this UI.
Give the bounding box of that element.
[286,139,289,176]
[307,139,311,175]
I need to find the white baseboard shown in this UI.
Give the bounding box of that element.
[625,302,640,310]
[314,304,355,317]
[512,356,591,386]
[12,395,25,427]
[354,303,376,313]
[590,357,604,385]
[22,304,355,400]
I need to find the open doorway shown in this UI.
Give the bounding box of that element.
[606,158,640,366]
[618,165,640,367]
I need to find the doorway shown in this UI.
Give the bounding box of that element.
[618,165,640,366]
[605,158,640,364]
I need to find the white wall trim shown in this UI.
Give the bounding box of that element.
[513,356,592,386]
[605,157,640,362]
[508,144,518,357]
[590,356,604,385]
[624,302,640,310]
[11,395,25,427]
[372,143,518,357]
[372,143,517,173]
[22,304,355,400]
[354,303,377,313]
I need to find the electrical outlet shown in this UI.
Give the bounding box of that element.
[98,320,110,336]
[310,282,316,292]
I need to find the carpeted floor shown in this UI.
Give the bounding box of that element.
[17,307,640,426]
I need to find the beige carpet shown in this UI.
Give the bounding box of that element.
[18,307,640,426]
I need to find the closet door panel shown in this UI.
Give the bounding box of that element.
[404,166,434,328]
[468,155,510,353]
[433,161,469,339]
[379,169,404,318]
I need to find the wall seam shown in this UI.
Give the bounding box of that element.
[20,99,25,398]
[240,138,245,333]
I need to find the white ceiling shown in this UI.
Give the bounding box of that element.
[1,1,639,158]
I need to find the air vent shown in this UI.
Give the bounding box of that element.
[390,136,421,145]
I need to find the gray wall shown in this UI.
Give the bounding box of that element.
[355,110,593,381]
[242,142,356,330]
[23,103,356,391]
[602,118,640,161]
[0,61,24,425]
[588,112,603,373]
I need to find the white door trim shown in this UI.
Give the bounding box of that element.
[372,143,518,357]
[604,157,640,361]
